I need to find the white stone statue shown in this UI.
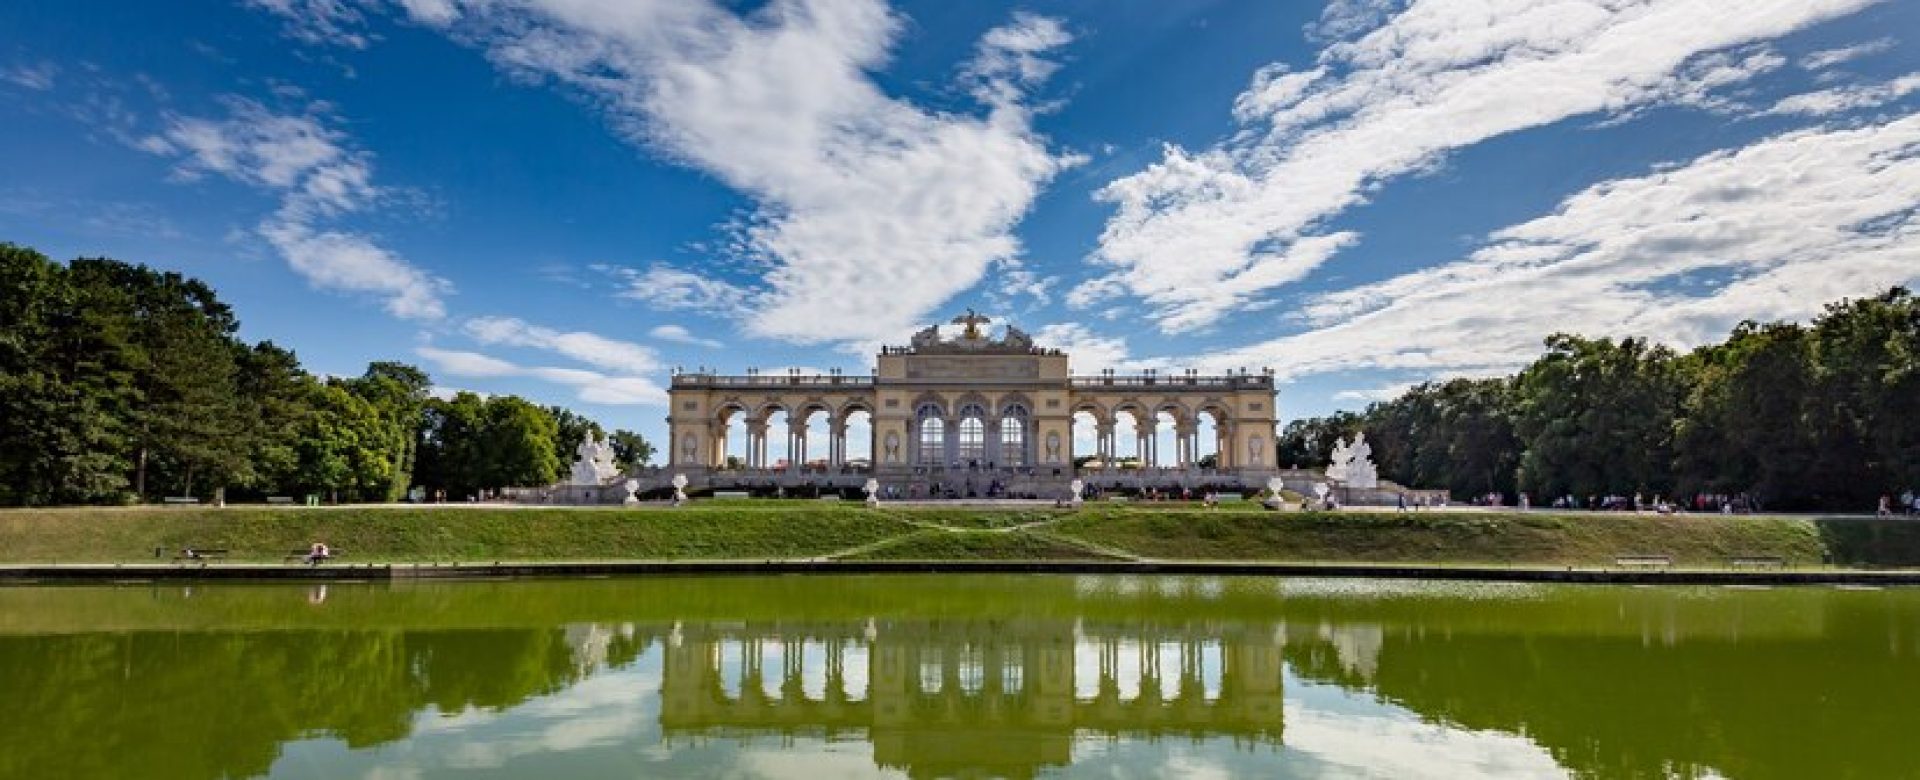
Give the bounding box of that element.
[1346,432,1379,490]
[621,478,640,507]
[570,432,620,486]
[1324,437,1352,484]
[1324,433,1378,490]
[1046,432,1062,463]
[864,478,880,508]
[1068,479,1084,507]
[1248,435,1265,465]
[884,432,902,463]
[671,474,689,506]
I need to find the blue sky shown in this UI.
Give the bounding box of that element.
[4,0,1919,453]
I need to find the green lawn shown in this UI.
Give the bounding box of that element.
[0,504,913,563]
[1050,507,1829,566]
[0,502,1907,567]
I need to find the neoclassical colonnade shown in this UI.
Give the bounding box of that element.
[701,396,1247,472]
[663,312,1279,482]
[1068,400,1236,469]
[712,397,875,470]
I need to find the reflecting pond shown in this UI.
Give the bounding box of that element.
[2,575,1917,779]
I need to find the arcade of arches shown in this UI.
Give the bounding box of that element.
[665,312,1280,496]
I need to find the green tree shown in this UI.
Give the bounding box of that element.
[1276,411,1365,469]
[480,396,561,489]
[1804,289,1920,504]
[235,342,314,497]
[608,429,654,469]
[1513,335,1684,499]
[416,392,489,500]
[295,381,395,503]
[346,362,431,501]
[1673,322,1815,504]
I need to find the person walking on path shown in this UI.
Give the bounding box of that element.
[1878,495,1893,518]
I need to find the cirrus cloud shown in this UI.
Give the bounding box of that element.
[1080,0,1885,334]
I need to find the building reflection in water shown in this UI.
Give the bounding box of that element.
[615,616,1384,778]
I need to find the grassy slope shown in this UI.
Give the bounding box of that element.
[840,528,1118,560]
[0,503,913,563]
[0,502,1904,566]
[1051,508,1828,565]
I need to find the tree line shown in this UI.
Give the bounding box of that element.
[0,244,651,506]
[1278,288,1920,510]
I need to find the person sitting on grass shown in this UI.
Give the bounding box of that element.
[306,541,331,566]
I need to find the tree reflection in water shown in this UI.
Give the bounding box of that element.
[2,575,1917,779]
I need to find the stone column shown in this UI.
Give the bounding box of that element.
[747,421,769,469]
[789,419,808,471]
[907,418,919,467]
[985,419,1001,469]
[944,417,960,467]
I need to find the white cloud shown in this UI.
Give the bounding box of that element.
[416,346,668,406]
[648,324,723,349]
[261,222,449,319]
[1033,323,1134,373]
[463,316,660,372]
[1800,37,1895,70]
[140,97,450,319]
[397,0,458,26]
[1083,0,1882,333]
[1763,72,1920,116]
[606,265,752,319]
[1,61,57,91]
[1333,382,1418,404]
[1611,47,1786,120]
[1186,111,1920,382]
[400,0,1079,346]
[243,0,371,48]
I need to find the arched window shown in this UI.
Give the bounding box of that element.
[917,405,945,464]
[1000,408,1027,466]
[956,403,987,463]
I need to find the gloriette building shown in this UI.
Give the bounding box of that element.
[662,311,1279,498]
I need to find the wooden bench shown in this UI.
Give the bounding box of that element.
[162,497,199,505]
[1614,554,1673,568]
[266,496,296,505]
[1728,556,1786,569]
[284,549,344,565]
[714,491,751,499]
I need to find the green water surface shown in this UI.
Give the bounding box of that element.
[2,575,1915,779]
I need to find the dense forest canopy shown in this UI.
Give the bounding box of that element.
[1278,288,1920,510]
[0,244,652,506]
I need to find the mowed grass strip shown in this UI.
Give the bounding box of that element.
[1051,509,1828,566]
[0,505,917,563]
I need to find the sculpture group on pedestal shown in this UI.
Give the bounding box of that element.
[1324,433,1379,490]
[569,433,621,486]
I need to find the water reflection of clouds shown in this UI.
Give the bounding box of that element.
[1062,677,1565,779]
[273,614,1558,779]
